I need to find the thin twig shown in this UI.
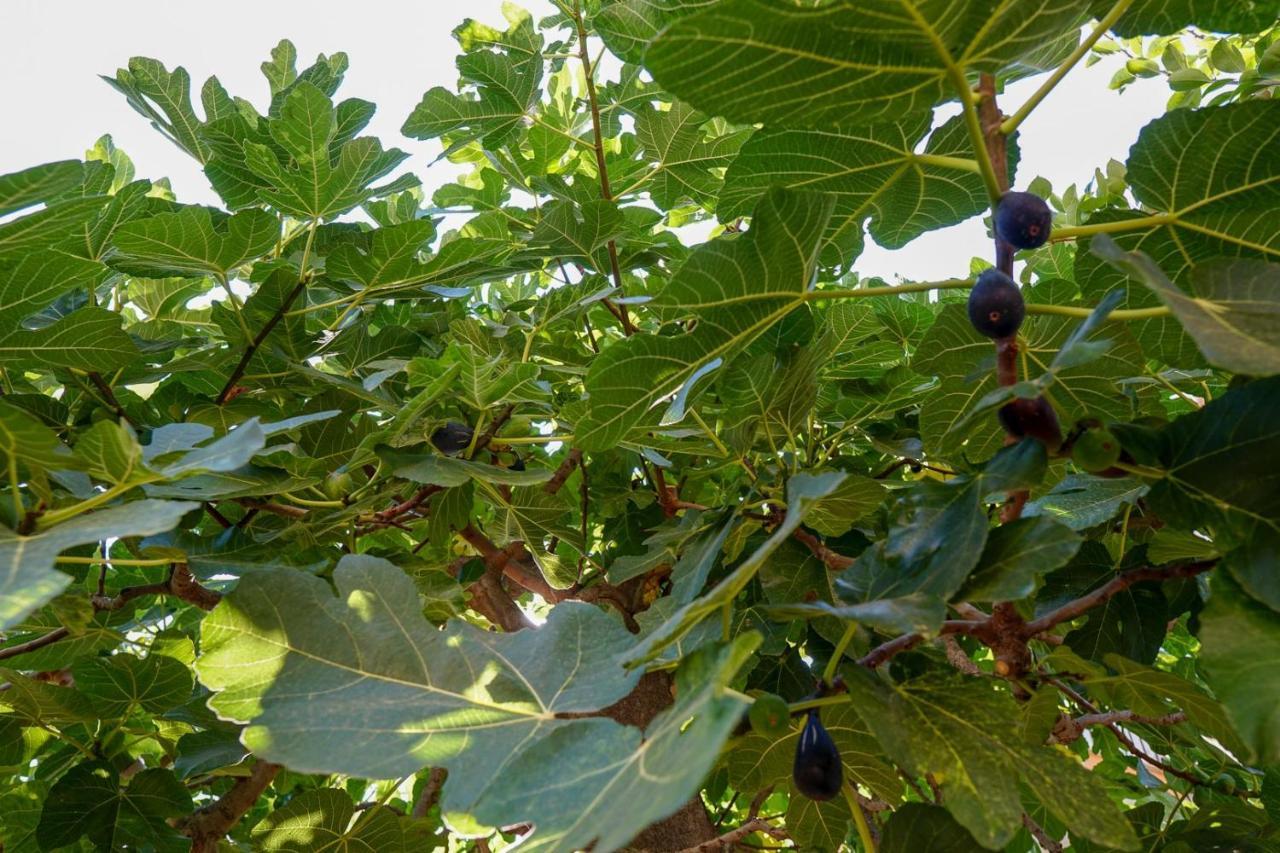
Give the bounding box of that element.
[1050,710,1187,744]
[1024,561,1215,636]
[675,818,788,853]
[570,0,636,335]
[88,372,138,427]
[0,627,71,662]
[215,221,316,405]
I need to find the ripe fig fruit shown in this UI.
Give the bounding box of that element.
[998,395,1063,452]
[1072,426,1122,472]
[967,269,1025,339]
[748,693,792,738]
[430,421,474,456]
[793,709,843,801]
[994,191,1052,249]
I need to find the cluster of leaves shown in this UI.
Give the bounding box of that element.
[1098,21,1280,105]
[1,0,1279,851]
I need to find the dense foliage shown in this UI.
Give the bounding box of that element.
[1,1,1279,850]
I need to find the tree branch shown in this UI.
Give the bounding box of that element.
[791,528,855,571]
[543,448,583,495]
[0,627,70,662]
[571,1,636,335]
[1022,813,1064,853]
[1,565,221,662]
[1050,710,1187,744]
[216,223,316,405]
[411,767,448,818]
[88,372,138,427]
[1046,677,1207,787]
[675,818,787,853]
[179,759,281,853]
[851,560,1216,672]
[1023,560,1215,637]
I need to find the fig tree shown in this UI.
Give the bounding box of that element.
[792,709,842,801]
[995,190,1052,249]
[967,268,1025,338]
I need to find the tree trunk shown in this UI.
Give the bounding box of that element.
[605,671,717,851]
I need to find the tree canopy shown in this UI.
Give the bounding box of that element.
[1,1,1279,851]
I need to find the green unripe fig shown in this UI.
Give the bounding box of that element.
[748,693,792,737]
[1073,427,1122,472]
[322,470,353,500]
[1213,772,1236,795]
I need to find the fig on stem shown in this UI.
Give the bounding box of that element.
[792,709,842,801]
[998,396,1063,452]
[748,693,792,738]
[430,421,474,456]
[1072,426,1122,472]
[967,269,1025,339]
[995,190,1052,249]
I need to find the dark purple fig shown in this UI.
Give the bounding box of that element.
[430,421,474,456]
[994,191,1052,249]
[967,269,1025,339]
[793,709,842,801]
[998,396,1063,452]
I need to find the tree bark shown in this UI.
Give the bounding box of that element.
[607,672,717,851]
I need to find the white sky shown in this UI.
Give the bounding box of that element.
[1,0,1172,282]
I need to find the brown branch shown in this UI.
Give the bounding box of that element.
[577,584,640,633]
[854,561,1216,672]
[1050,710,1187,745]
[978,73,1010,194]
[571,2,636,336]
[179,759,281,853]
[544,448,583,495]
[1023,561,1215,637]
[371,485,444,525]
[1022,814,1063,853]
[675,818,788,853]
[203,503,233,529]
[2,565,222,662]
[791,528,855,571]
[411,767,448,818]
[169,564,223,611]
[88,372,138,428]
[1046,677,1206,787]
[857,620,986,669]
[215,277,309,405]
[0,627,70,662]
[942,635,983,676]
[453,531,537,632]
